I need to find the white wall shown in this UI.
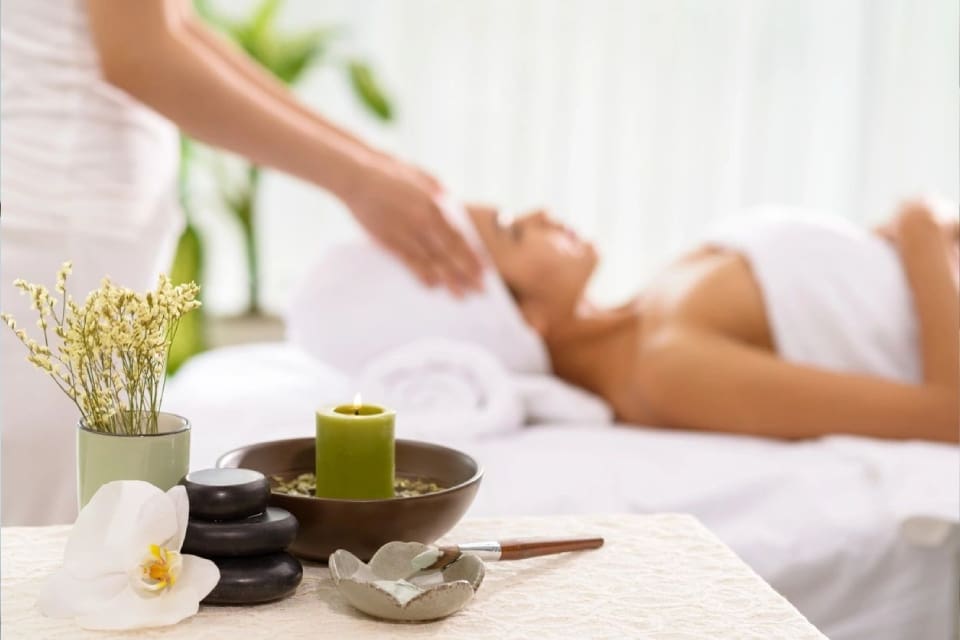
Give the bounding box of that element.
[194,0,959,314]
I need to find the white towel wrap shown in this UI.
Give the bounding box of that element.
[706,207,921,383]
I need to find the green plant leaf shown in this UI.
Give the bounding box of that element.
[220,183,253,222]
[223,0,283,67]
[250,0,282,43]
[167,224,206,374]
[271,29,331,84]
[348,60,394,121]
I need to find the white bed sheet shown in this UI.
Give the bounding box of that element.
[166,344,959,640]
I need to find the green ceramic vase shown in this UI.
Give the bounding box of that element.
[76,412,191,508]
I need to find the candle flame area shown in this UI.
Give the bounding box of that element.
[353,393,362,409]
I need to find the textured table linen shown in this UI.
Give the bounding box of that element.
[1,513,827,639]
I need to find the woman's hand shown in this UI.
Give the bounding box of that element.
[873,198,959,397]
[876,198,958,243]
[340,157,484,296]
[876,198,959,286]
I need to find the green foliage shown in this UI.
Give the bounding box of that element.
[166,222,205,375]
[193,0,394,120]
[199,0,330,85]
[348,60,393,120]
[168,137,206,375]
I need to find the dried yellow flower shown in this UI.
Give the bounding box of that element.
[2,263,201,435]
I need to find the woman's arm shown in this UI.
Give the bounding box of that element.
[886,200,959,390]
[637,326,958,442]
[85,0,481,293]
[636,201,959,443]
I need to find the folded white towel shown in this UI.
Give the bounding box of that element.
[357,339,613,441]
[358,339,524,439]
[164,343,352,469]
[515,374,614,425]
[286,204,549,377]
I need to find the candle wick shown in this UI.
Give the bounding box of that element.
[354,408,359,416]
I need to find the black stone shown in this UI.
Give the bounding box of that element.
[182,507,298,557]
[202,552,303,605]
[180,468,270,521]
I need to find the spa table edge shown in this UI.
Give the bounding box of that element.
[1,513,828,639]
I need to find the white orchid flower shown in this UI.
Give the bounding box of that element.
[39,481,219,630]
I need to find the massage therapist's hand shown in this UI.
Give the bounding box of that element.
[85,0,483,295]
[340,157,484,296]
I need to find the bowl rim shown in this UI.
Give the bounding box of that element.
[216,437,484,504]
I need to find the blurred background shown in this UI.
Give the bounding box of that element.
[180,0,958,357]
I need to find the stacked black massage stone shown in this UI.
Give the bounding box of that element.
[180,468,302,605]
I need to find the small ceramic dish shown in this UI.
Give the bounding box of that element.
[329,541,485,621]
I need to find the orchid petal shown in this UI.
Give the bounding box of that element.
[178,554,220,602]
[75,585,201,631]
[38,480,215,631]
[38,570,127,619]
[64,481,161,576]
[123,490,180,569]
[76,555,219,630]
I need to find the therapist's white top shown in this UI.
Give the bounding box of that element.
[1,0,183,524]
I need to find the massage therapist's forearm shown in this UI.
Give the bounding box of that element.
[178,15,442,196]
[896,204,960,389]
[178,14,382,163]
[86,0,370,200]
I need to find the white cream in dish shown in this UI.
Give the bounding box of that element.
[410,547,442,571]
[372,579,422,606]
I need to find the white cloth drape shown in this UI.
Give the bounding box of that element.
[196,0,959,311]
[1,0,183,525]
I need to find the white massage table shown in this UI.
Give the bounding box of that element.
[166,344,959,640]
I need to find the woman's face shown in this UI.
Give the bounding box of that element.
[470,206,597,318]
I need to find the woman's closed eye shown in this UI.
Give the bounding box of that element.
[510,221,524,243]
[494,214,523,244]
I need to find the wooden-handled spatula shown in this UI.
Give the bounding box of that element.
[411,536,605,571]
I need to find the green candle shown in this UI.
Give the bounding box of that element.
[315,398,395,499]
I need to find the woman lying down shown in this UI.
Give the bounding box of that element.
[291,199,958,443]
[463,200,958,443]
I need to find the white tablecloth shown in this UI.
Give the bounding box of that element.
[1,514,827,639]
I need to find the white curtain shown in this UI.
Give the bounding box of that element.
[198,0,959,312]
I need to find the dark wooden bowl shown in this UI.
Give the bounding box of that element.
[217,438,483,562]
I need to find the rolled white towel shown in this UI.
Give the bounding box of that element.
[515,374,613,425]
[164,343,352,469]
[358,339,614,442]
[358,339,525,440]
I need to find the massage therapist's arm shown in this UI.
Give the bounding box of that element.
[85,0,481,294]
[172,3,441,195]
